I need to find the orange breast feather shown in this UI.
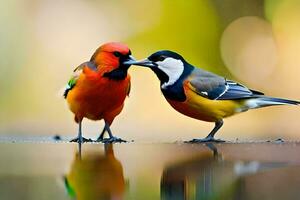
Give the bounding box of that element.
[67,66,130,123]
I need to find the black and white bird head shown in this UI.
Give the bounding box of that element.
[128,50,188,89]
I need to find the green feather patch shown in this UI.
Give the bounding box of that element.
[64,176,76,198]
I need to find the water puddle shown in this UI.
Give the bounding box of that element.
[0,142,299,199]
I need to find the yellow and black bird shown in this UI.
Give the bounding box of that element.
[129,50,300,142]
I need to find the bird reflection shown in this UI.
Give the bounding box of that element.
[64,143,125,200]
[161,144,241,200]
[160,143,289,200]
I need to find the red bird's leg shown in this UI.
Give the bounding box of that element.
[186,120,225,143]
[96,126,106,141]
[105,123,126,143]
[70,120,93,143]
[96,121,126,143]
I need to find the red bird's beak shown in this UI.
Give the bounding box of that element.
[125,58,157,68]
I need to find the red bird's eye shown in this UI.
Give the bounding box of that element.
[113,51,122,57]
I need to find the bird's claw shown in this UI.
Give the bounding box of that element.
[185,137,225,143]
[96,137,127,143]
[70,137,93,143]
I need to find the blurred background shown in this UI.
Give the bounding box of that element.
[1,0,300,141]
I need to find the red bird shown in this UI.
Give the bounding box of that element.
[64,42,135,143]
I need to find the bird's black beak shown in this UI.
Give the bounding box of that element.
[122,55,137,66]
[124,58,157,68]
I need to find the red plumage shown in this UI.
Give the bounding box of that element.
[65,42,132,142]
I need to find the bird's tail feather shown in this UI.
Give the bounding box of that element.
[245,96,299,109]
[56,85,69,99]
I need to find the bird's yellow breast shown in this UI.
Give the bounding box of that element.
[167,82,245,122]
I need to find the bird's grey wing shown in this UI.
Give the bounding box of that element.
[217,80,264,100]
[188,68,264,100]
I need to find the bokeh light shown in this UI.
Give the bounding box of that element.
[221,16,278,85]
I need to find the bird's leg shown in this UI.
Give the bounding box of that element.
[70,120,93,143]
[106,123,126,142]
[95,126,106,142]
[205,120,224,141]
[78,120,83,143]
[186,120,225,143]
[99,121,126,143]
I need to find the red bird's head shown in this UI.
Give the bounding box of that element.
[89,42,136,80]
[91,42,135,69]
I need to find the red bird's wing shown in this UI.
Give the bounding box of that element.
[64,62,97,98]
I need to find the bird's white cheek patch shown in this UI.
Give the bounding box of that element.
[157,58,184,89]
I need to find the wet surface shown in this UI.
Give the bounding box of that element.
[0,140,300,200]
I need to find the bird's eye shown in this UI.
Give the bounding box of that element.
[113,51,122,57]
[156,56,165,62]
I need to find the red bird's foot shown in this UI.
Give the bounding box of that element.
[96,137,126,143]
[70,137,93,143]
[185,137,225,143]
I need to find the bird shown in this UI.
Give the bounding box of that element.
[64,42,135,143]
[129,50,300,142]
[64,144,125,200]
